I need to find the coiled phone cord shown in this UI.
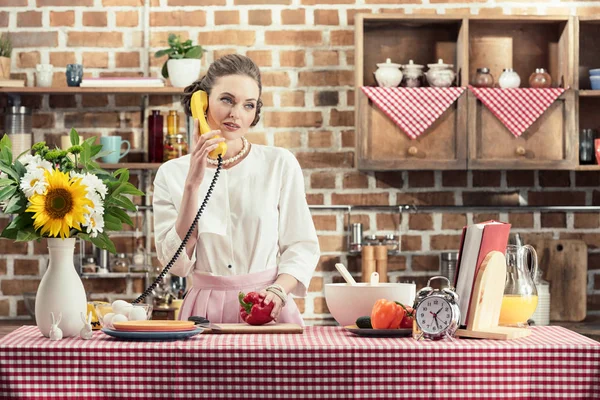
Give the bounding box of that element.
[131,155,223,304]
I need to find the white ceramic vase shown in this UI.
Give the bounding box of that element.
[167,59,202,88]
[35,238,87,338]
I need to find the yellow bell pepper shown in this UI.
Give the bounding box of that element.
[371,299,406,329]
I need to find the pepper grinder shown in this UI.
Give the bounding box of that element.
[361,245,376,283]
[374,245,388,283]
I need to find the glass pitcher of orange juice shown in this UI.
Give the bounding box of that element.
[498,244,539,327]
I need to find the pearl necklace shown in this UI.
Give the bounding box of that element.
[207,137,249,166]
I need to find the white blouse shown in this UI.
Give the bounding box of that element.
[153,144,320,297]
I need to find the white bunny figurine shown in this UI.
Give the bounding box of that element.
[49,312,63,341]
[80,311,93,340]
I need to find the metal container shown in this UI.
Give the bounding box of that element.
[441,251,458,287]
[349,223,363,253]
[4,106,32,134]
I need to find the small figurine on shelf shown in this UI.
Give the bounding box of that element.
[529,68,552,88]
[498,68,521,88]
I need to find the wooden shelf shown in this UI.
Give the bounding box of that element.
[578,90,600,97]
[575,165,600,171]
[80,272,148,279]
[98,162,162,170]
[0,87,184,95]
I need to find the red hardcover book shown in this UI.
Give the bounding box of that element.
[454,220,511,326]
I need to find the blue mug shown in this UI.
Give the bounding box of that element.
[66,64,83,87]
[100,136,130,164]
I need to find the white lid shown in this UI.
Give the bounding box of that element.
[427,58,454,69]
[377,58,402,68]
[403,59,423,69]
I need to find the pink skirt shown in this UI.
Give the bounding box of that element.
[178,267,304,325]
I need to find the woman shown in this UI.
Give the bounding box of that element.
[153,54,320,324]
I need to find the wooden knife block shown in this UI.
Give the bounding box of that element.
[455,251,531,340]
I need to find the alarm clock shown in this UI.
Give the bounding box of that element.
[413,276,461,341]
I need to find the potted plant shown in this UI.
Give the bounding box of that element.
[155,34,204,88]
[0,33,12,80]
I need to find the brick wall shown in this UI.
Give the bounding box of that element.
[1,0,599,322]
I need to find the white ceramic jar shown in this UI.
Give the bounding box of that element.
[425,59,456,88]
[402,59,424,88]
[35,64,53,88]
[374,58,403,88]
[499,68,521,89]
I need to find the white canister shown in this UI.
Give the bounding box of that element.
[374,58,403,88]
[35,64,53,88]
[425,59,456,88]
[498,68,521,89]
[402,59,424,88]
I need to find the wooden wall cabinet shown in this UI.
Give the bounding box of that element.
[355,14,581,171]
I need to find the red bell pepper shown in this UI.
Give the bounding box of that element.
[239,291,275,325]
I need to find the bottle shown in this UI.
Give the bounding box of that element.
[132,233,146,268]
[148,110,164,163]
[167,110,179,136]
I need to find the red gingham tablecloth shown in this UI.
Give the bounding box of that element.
[469,85,566,137]
[0,325,599,399]
[361,86,465,140]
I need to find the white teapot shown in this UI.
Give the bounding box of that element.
[374,58,403,88]
[425,59,456,88]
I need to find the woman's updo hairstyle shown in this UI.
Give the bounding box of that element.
[182,54,263,127]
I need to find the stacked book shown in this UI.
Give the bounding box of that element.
[80,77,165,88]
[0,79,25,87]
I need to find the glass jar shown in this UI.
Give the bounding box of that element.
[498,68,521,89]
[529,68,552,89]
[167,110,179,136]
[382,234,399,254]
[81,257,97,274]
[164,134,188,161]
[112,253,130,273]
[580,128,596,165]
[363,234,380,246]
[473,67,494,88]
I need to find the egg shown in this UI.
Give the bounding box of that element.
[129,306,147,321]
[111,314,128,326]
[102,312,116,328]
[112,300,133,316]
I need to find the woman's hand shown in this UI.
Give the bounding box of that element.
[185,118,226,188]
[258,290,285,322]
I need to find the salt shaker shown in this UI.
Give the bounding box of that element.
[499,68,521,89]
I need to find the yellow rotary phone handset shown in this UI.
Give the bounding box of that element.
[190,90,228,159]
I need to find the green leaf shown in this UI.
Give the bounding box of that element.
[89,232,116,254]
[184,46,203,59]
[103,213,122,231]
[170,53,184,59]
[106,194,138,212]
[168,33,178,46]
[0,178,14,187]
[114,168,129,183]
[119,183,144,196]
[5,213,31,231]
[16,228,42,242]
[0,134,11,152]
[154,48,172,58]
[107,207,134,226]
[90,144,103,158]
[161,62,169,79]
[12,160,26,179]
[3,194,25,214]
[0,228,17,240]
[69,128,80,146]
[0,185,16,201]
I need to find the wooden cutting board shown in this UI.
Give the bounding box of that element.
[201,323,304,334]
[529,239,588,322]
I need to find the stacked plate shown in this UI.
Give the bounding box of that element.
[102,320,203,340]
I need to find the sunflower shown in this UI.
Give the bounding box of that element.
[26,169,94,239]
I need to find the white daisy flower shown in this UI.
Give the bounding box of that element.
[84,190,104,215]
[23,155,52,173]
[18,154,36,166]
[85,211,104,238]
[72,172,108,199]
[19,168,48,198]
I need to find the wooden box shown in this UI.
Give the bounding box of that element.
[355,15,469,170]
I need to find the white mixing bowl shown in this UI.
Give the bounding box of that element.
[324,282,416,327]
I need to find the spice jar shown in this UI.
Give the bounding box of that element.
[382,234,399,254]
[363,234,380,246]
[498,68,521,89]
[349,223,363,253]
[167,110,179,135]
[473,67,494,88]
[163,134,188,161]
[112,253,130,273]
[82,257,97,274]
[529,68,552,88]
[401,59,424,88]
